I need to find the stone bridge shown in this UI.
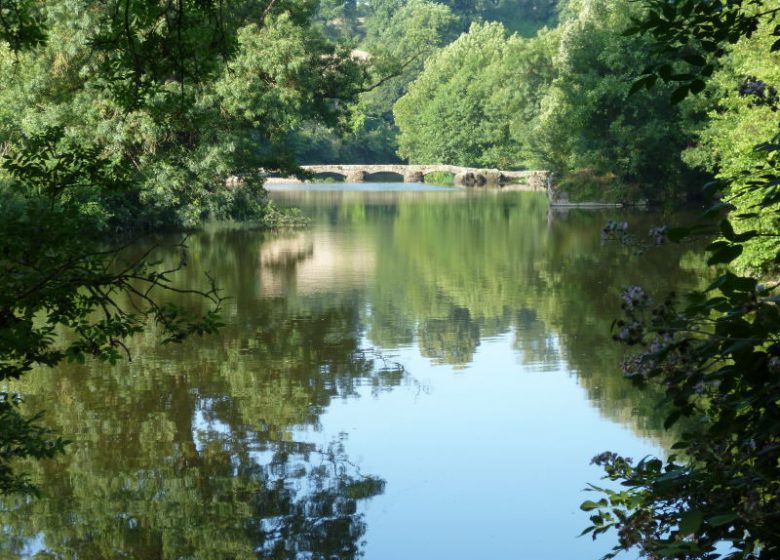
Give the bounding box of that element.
[266,164,549,188]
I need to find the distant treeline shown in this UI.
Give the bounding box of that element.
[297,0,778,228]
[290,0,557,166]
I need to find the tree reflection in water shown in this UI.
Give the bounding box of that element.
[1,273,398,558]
[1,191,710,558]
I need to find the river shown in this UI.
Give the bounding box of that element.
[1,184,707,559]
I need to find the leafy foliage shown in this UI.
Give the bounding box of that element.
[392,0,703,199]
[534,0,704,200]
[294,0,458,165]
[585,267,780,558]
[394,21,556,168]
[0,0,365,229]
[623,0,780,105]
[581,0,780,558]
[0,146,223,493]
[681,14,780,275]
[298,0,560,165]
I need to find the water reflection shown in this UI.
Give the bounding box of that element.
[2,188,707,559]
[259,232,374,297]
[1,287,396,558]
[270,189,706,440]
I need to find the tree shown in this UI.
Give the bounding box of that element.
[393,0,701,196]
[530,0,704,202]
[0,0,365,229]
[318,0,361,40]
[581,0,780,557]
[293,0,459,164]
[681,17,780,275]
[394,21,554,169]
[294,0,561,166]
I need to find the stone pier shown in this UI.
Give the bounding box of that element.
[345,170,367,182]
[403,171,425,183]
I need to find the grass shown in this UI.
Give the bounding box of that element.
[423,171,455,186]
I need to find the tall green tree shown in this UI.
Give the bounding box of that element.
[681,14,780,275]
[531,0,703,201]
[394,21,556,169]
[294,0,458,164]
[296,0,561,165]
[0,0,365,229]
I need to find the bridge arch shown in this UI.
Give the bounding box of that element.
[365,170,405,182]
[310,171,347,182]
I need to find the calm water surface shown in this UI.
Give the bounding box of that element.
[2,185,707,559]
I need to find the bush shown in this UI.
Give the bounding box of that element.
[424,171,455,186]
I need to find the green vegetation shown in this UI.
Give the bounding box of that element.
[424,171,455,185]
[291,0,559,164]
[0,0,364,230]
[681,14,780,275]
[0,0,365,495]
[394,22,554,169]
[1,0,779,557]
[579,0,780,557]
[393,0,709,201]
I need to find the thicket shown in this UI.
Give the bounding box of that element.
[393,0,714,201]
[0,0,366,230]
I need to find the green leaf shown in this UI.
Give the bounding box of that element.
[723,339,756,356]
[706,240,730,251]
[679,509,704,535]
[720,219,736,240]
[578,526,596,537]
[580,499,607,511]
[701,40,718,52]
[702,201,735,218]
[670,85,689,104]
[664,410,681,429]
[683,54,706,66]
[690,79,706,94]
[716,272,756,294]
[707,244,743,265]
[629,75,654,95]
[708,513,739,527]
[720,220,758,242]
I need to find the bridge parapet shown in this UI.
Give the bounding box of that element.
[282,164,549,188]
